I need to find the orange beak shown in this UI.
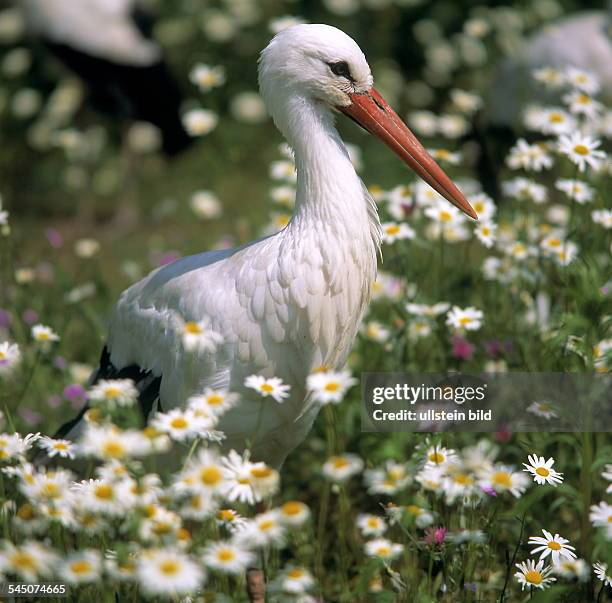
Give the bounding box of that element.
[340,88,478,220]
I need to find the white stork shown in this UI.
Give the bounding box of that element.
[20,0,192,155]
[58,24,477,468]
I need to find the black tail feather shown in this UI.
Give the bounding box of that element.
[53,346,162,439]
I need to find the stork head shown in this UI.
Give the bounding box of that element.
[259,24,477,220]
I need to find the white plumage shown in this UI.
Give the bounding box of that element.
[102,24,476,467]
[487,10,612,128]
[21,0,160,66]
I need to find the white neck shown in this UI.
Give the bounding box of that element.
[273,94,381,248]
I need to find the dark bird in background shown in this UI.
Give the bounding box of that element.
[20,0,192,156]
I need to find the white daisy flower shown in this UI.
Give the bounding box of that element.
[78,424,149,461]
[364,538,404,560]
[182,108,218,137]
[38,436,75,459]
[363,460,412,495]
[151,409,215,442]
[322,453,363,482]
[450,89,482,114]
[515,558,556,590]
[474,221,497,248]
[446,306,483,331]
[221,450,280,504]
[540,235,579,266]
[502,177,548,204]
[278,566,315,594]
[555,179,595,204]
[357,514,387,537]
[74,479,134,517]
[215,508,248,532]
[189,63,225,92]
[592,209,612,229]
[526,401,558,419]
[602,464,612,494]
[468,193,496,221]
[562,90,603,118]
[506,139,553,171]
[480,465,530,498]
[270,160,297,183]
[402,504,434,528]
[564,67,600,94]
[408,319,433,341]
[278,500,310,527]
[244,375,290,403]
[270,185,296,207]
[180,317,224,354]
[88,379,138,408]
[533,67,565,88]
[381,221,415,244]
[0,341,21,377]
[415,465,445,492]
[187,388,239,417]
[235,510,285,548]
[528,530,577,565]
[137,548,204,596]
[424,202,464,225]
[0,541,58,582]
[522,454,563,486]
[0,432,40,461]
[31,324,59,345]
[362,321,391,343]
[593,561,612,587]
[405,302,450,318]
[552,558,590,582]
[558,133,606,172]
[424,445,458,468]
[589,501,612,538]
[428,148,461,165]
[74,238,100,258]
[190,191,222,219]
[408,110,437,137]
[306,369,357,405]
[177,448,226,496]
[202,540,255,575]
[531,107,576,136]
[59,550,102,584]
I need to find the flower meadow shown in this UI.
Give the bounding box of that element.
[0,0,611,601]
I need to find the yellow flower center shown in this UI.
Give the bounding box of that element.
[184,322,203,334]
[94,484,114,500]
[218,509,235,521]
[458,317,473,326]
[170,417,188,429]
[332,457,349,469]
[439,210,453,222]
[525,570,543,585]
[159,560,180,575]
[70,560,92,575]
[10,552,36,571]
[260,383,274,393]
[37,332,50,341]
[547,541,561,550]
[53,442,68,450]
[376,546,391,557]
[206,394,224,406]
[217,549,236,562]
[367,518,379,527]
[406,505,422,516]
[573,144,589,156]
[251,466,272,478]
[102,440,125,458]
[454,474,473,485]
[492,471,512,488]
[287,568,305,579]
[104,386,121,398]
[41,482,60,499]
[535,467,550,477]
[386,225,400,235]
[324,381,340,392]
[547,238,561,247]
[258,519,275,531]
[428,452,445,463]
[200,466,222,485]
[549,112,564,123]
[282,501,303,516]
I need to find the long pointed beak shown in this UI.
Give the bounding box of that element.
[340,88,478,220]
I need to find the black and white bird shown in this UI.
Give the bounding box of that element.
[21,0,192,155]
[55,24,476,468]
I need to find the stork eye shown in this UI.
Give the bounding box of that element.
[328,61,352,80]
